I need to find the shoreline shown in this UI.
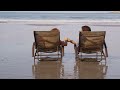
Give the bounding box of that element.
[1,19,120,22]
[1,20,120,26]
[0,21,120,27]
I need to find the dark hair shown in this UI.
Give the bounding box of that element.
[51,28,60,32]
[82,26,91,31]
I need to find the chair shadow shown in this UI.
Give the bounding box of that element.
[32,57,64,79]
[74,58,108,79]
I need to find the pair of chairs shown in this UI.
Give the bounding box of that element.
[32,30,108,61]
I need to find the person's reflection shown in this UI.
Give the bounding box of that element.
[32,57,64,79]
[74,58,108,79]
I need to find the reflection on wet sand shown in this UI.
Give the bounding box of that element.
[32,57,64,79]
[74,58,108,79]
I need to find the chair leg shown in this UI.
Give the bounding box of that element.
[102,50,106,60]
[74,45,78,59]
[35,51,40,61]
[62,46,64,56]
[105,48,108,57]
[38,52,41,61]
[96,52,98,59]
[34,50,37,63]
[57,46,59,58]
[34,58,35,65]
[58,51,59,59]
[80,50,82,59]
[32,42,35,57]
[60,46,63,58]
[60,46,64,58]
[100,51,103,61]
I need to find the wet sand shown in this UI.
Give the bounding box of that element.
[0,23,120,79]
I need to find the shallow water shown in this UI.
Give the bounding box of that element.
[0,23,120,79]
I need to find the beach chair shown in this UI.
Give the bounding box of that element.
[74,31,108,61]
[32,30,64,61]
[32,59,64,79]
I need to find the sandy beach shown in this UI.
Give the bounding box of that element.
[0,22,120,79]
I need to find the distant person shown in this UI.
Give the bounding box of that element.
[51,28,68,46]
[67,25,91,45]
[81,25,91,31]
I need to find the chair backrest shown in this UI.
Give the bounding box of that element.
[79,31,106,52]
[34,31,60,52]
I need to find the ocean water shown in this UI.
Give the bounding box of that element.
[0,11,120,24]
